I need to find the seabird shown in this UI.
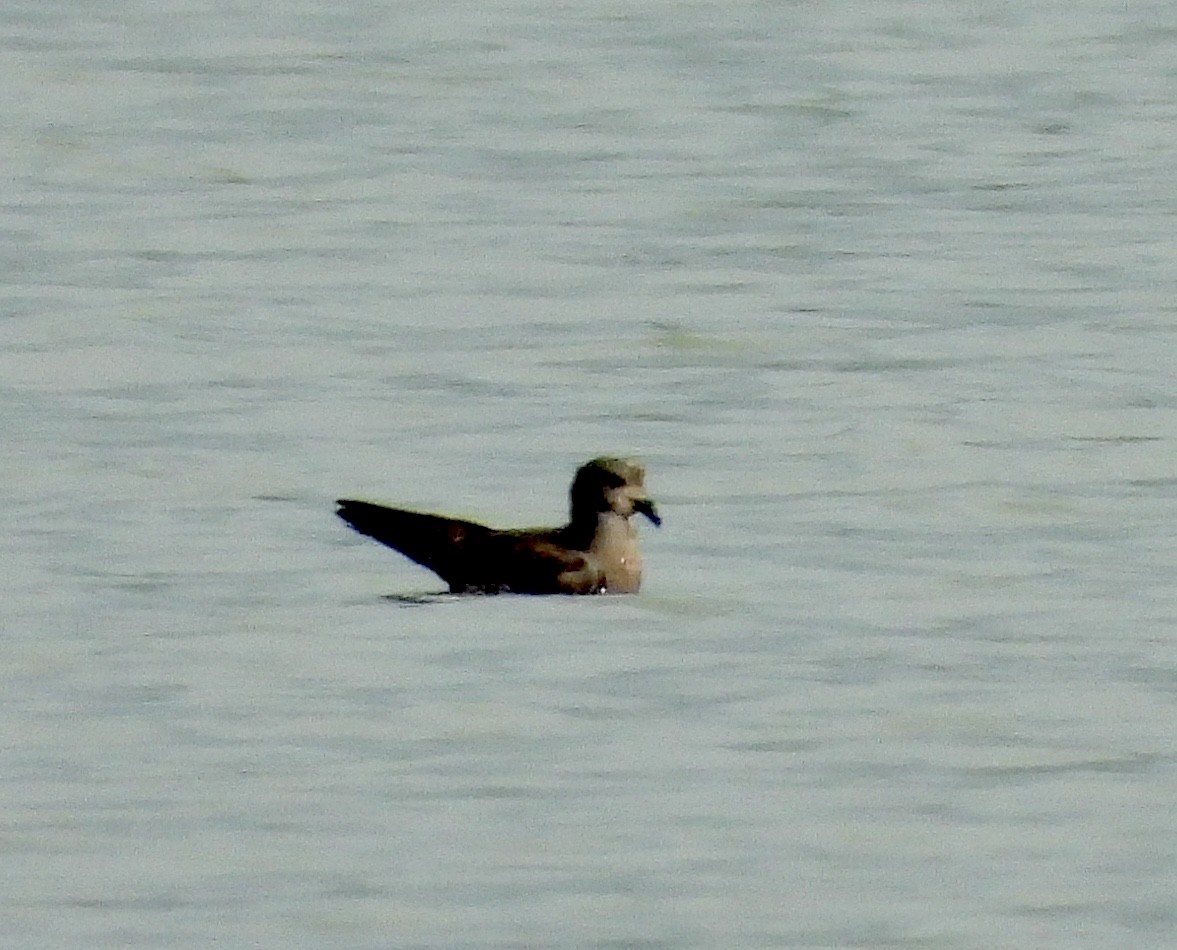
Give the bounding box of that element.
[336,457,660,594]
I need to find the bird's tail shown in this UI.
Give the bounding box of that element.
[335,499,487,583]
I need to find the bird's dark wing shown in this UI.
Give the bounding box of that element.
[336,500,600,594]
[336,500,494,588]
[474,531,602,594]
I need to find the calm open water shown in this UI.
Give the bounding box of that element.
[4,1,1177,947]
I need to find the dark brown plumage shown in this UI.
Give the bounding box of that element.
[336,457,660,595]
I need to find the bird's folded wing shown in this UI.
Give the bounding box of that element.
[335,501,491,582]
[336,501,601,594]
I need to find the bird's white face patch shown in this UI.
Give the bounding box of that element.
[604,480,647,516]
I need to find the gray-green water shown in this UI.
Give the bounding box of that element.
[4,1,1177,946]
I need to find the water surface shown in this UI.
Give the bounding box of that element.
[4,1,1177,947]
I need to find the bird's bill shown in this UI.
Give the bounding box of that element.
[633,497,661,527]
